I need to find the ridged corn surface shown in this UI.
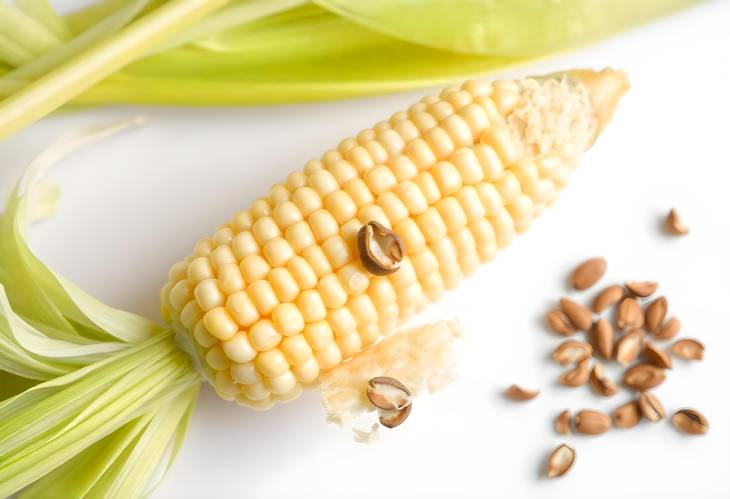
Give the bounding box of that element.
[161,70,622,410]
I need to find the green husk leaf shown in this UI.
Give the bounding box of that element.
[0,0,229,138]
[0,5,61,57]
[6,0,152,82]
[0,116,161,345]
[14,0,73,41]
[0,333,200,497]
[313,0,702,56]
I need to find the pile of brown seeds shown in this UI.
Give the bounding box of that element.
[507,254,709,478]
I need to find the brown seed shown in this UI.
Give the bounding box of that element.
[645,297,668,333]
[623,363,666,391]
[357,221,405,276]
[559,298,593,331]
[654,316,681,340]
[592,284,625,313]
[638,392,665,422]
[552,340,593,366]
[560,359,591,387]
[590,362,618,396]
[574,409,612,435]
[570,257,607,290]
[546,444,576,478]
[379,403,412,428]
[643,341,673,369]
[671,408,709,435]
[615,329,645,366]
[665,208,689,236]
[617,297,643,329]
[367,377,411,410]
[671,338,704,360]
[592,318,614,359]
[625,281,658,298]
[505,384,539,401]
[555,410,571,435]
[612,400,642,428]
[546,309,576,336]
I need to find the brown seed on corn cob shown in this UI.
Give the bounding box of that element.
[161,68,629,410]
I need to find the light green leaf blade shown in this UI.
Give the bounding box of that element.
[14,0,73,41]
[314,0,703,56]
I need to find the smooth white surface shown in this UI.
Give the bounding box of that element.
[2,2,730,498]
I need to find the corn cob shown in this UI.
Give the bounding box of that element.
[161,68,628,411]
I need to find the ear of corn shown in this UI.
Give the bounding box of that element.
[163,68,629,410]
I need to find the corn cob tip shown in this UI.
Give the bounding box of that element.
[569,68,629,136]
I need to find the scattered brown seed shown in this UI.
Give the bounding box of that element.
[555,410,571,435]
[559,298,593,331]
[574,409,612,435]
[645,297,668,333]
[593,318,615,359]
[626,281,658,298]
[570,257,607,290]
[654,316,681,340]
[665,208,689,236]
[612,400,642,428]
[357,221,405,276]
[552,340,593,366]
[592,284,625,313]
[367,377,411,410]
[671,338,704,360]
[617,297,644,329]
[615,329,645,366]
[671,408,709,435]
[638,392,665,422]
[379,404,412,428]
[644,341,673,369]
[590,362,618,396]
[546,444,576,478]
[560,359,591,387]
[623,363,666,391]
[505,384,539,401]
[546,309,576,336]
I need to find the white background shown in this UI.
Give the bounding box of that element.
[2,2,730,498]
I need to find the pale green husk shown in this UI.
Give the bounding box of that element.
[0,118,201,497]
[0,0,701,137]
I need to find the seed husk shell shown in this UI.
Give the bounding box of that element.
[593,318,614,359]
[638,392,665,422]
[357,221,405,276]
[617,297,643,329]
[574,409,612,435]
[379,403,412,428]
[654,316,680,340]
[590,362,618,396]
[671,338,704,360]
[643,341,672,369]
[367,377,411,410]
[570,257,607,290]
[623,363,666,391]
[592,284,625,313]
[546,444,576,478]
[615,328,645,366]
[613,400,642,428]
[546,309,576,336]
[644,296,668,333]
[666,208,689,236]
[555,410,571,435]
[552,340,593,366]
[625,281,658,298]
[671,408,709,435]
[505,384,539,401]
[559,298,593,331]
[560,359,591,387]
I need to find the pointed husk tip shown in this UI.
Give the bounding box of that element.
[569,68,630,134]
